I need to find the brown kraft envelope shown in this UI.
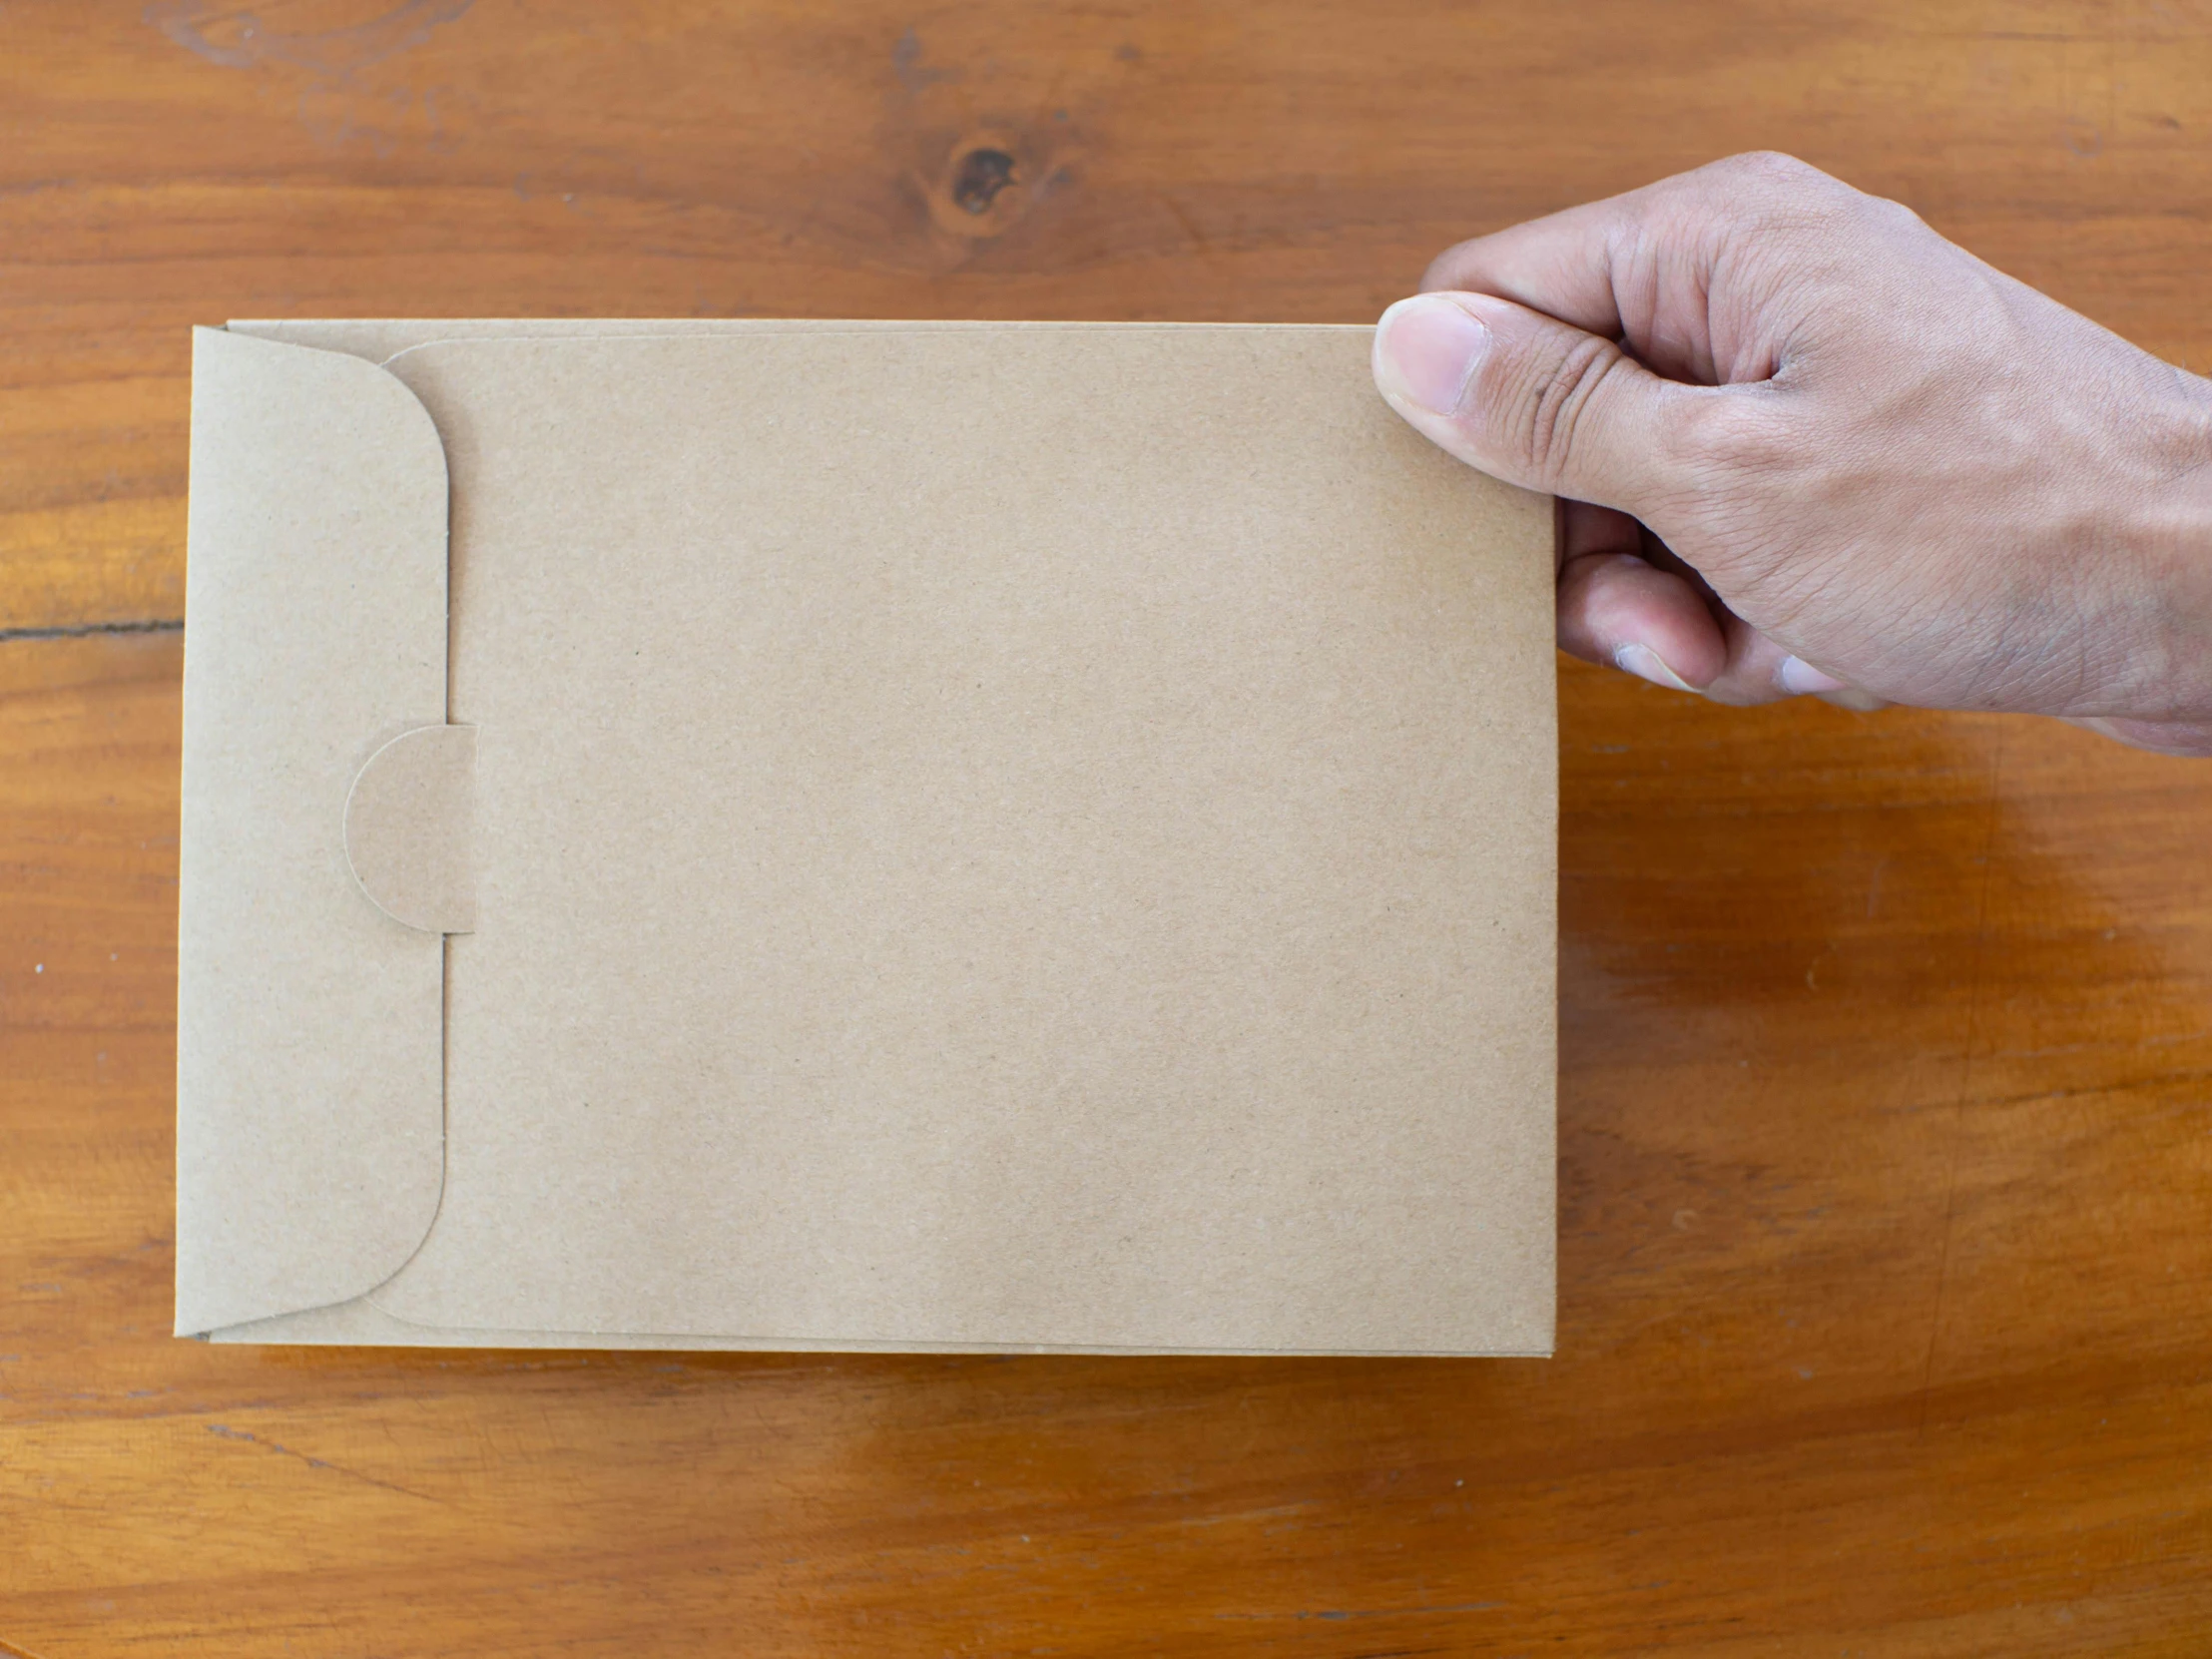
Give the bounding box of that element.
[176,319,1557,1356]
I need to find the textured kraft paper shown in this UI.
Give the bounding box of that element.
[179,319,1558,1357]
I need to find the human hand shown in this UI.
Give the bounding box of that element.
[1372,153,2212,756]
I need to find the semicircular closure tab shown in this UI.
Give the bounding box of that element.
[175,327,452,1338]
[345,726,477,934]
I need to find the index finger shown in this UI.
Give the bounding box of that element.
[1420,152,1857,386]
[1422,194,1632,339]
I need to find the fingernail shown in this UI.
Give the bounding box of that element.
[1613,642,1699,695]
[1779,655,1852,696]
[1374,294,1490,416]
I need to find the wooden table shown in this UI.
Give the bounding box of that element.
[6,4,2211,1653]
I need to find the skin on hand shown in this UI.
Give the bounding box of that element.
[1372,152,2212,757]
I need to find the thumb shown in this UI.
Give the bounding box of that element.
[1373,290,1687,511]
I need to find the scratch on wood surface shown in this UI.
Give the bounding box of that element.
[1953,1066,2212,1115]
[1917,730,2006,1439]
[1156,190,1214,257]
[205,1422,445,1505]
[144,0,473,80]
[891,26,959,93]
[0,619,183,644]
[1175,1501,1312,1528]
[1214,1601,1503,1619]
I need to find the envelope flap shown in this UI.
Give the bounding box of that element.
[175,328,451,1336]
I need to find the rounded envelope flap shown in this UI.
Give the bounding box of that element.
[344,724,477,934]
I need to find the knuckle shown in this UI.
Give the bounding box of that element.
[1699,151,1857,235]
[1863,191,1931,238]
[1723,149,1822,186]
[1696,151,1824,208]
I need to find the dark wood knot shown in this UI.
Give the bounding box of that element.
[921,129,1037,240]
[950,147,1017,215]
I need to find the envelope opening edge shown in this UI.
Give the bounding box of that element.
[176,328,453,1336]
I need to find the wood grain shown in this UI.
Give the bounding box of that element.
[4,2,2211,1653]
